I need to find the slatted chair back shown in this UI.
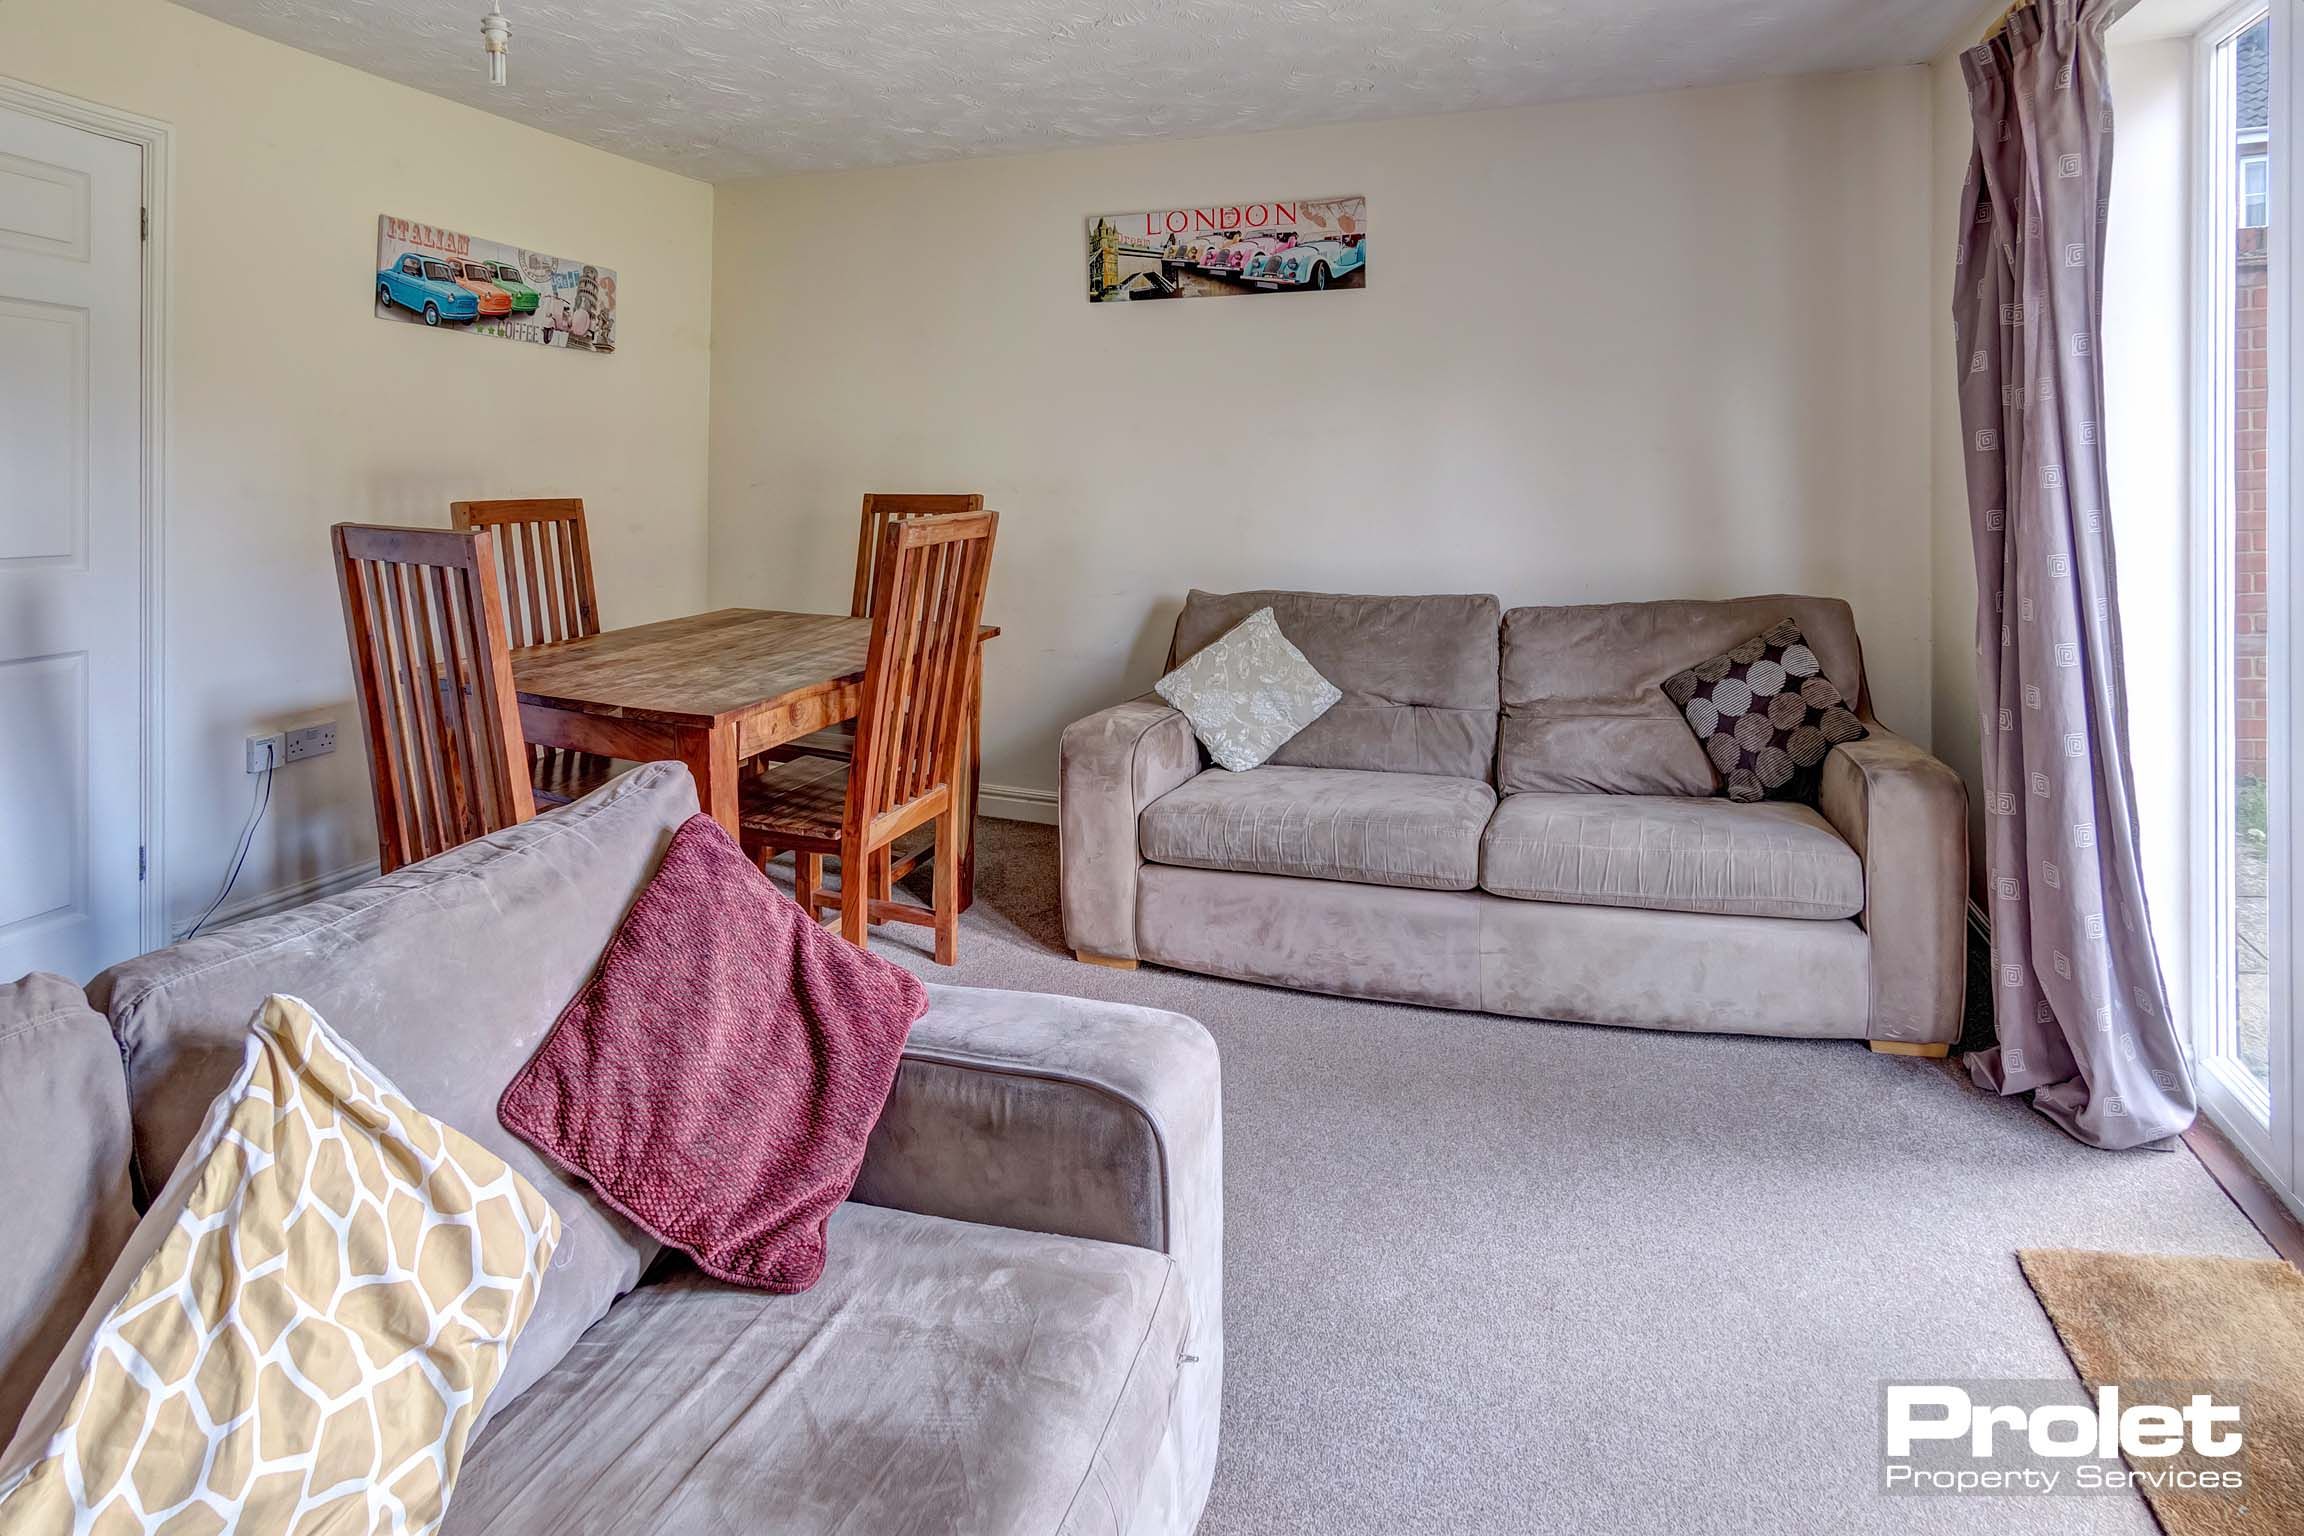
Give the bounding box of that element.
[450,498,599,647]
[846,511,998,842]
[333,524,535,873]
[851,493,985,618]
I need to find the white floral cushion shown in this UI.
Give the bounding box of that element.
[1154,607,1342,772]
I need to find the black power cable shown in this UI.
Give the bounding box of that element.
[187,740,274,938]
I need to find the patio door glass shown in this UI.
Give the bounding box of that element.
[2194,0,2299,1206]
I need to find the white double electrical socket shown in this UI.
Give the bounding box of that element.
[245,721,337,774]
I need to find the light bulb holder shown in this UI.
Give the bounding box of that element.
[481,9,511,86]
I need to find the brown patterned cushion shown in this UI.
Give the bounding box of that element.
[1661,619,1867,803]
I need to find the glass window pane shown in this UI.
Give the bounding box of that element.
[2229,14,2274,1093]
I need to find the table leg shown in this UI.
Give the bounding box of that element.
[677,723,741,837]
[960,647,983,913]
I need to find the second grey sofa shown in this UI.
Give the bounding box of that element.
[1060,590,1969,1052]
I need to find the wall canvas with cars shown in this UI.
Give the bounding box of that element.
[1088,195,1366,303]
[375,216,616,351]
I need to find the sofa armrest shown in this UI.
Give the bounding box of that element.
[851,981,1222,1362]
[1817,727,1970,1045]
[1059,694,1201,961]
[851,983,1224,1531]
[853,983,1220,1251]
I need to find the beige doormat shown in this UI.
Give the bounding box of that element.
[2019,1248,2303,1536]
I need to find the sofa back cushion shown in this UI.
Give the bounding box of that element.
[1496,596,1869,796]
[84,761,699,1428]
[0,975,137,1443]
[1170,590,1501,781]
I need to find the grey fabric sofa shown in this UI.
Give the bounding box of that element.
[1061,590,1968,1052]
[2,763,1222,1535]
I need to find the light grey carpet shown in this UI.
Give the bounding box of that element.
[847,821,2273,1536]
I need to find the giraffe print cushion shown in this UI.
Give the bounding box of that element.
[1661,618,1868,804]
[0,995,560,1534]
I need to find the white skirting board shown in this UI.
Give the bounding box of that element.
[979,782,1058,826]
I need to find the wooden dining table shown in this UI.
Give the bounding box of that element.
[511,608,1000,909]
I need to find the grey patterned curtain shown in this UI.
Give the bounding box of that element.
[1953,0,2197,1149]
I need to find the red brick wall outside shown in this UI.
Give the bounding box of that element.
[2237,223,2269,779]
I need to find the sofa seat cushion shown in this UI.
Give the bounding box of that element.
[1141,766,1495,892]
[1479,791,1864,920]
[449,1202,1190,1536]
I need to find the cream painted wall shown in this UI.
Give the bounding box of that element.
[707,71,1937,802]
[2102,34,2197,1007]
[0,0,714,932]
[1928,31,1988,900]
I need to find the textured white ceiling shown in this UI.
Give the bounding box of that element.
[172,0,1984,180]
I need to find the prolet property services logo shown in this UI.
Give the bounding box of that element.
[1880,1379,2246,1497]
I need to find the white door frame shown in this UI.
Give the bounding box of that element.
[0,75,170,955]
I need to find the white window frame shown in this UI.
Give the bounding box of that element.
[2189,0,2301,1212]
[2271,0,2304,1210]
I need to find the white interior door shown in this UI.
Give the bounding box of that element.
[0,105,145,983]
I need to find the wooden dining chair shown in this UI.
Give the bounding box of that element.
[449,498,599,646]
[333,525,535,874]
[450,498,613,806]
[740,511,998,962]
[777,492,990,902]
[850,494,984,618]
[784,493,984,763]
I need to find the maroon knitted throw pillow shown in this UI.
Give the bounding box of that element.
[500,813,927,1292]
